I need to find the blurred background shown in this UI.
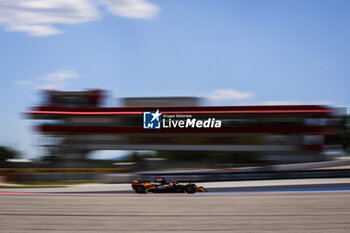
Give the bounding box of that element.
[0,0,349,183]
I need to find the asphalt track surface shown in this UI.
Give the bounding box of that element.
[51,183,350,194]
[1,182,350,195]
[0,181,350,232]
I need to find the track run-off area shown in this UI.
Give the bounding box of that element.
[1,179,350,232]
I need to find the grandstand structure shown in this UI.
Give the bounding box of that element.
[25,90,341,165]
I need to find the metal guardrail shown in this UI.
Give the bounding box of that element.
[134,169,350,183]
[0,168,132,175]
[2,168,350,183]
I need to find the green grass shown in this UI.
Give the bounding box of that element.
[0,185,67,188]
[0,180,100,189]
[13,180,99,185]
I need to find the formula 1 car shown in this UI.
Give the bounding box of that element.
[131,178,207,194]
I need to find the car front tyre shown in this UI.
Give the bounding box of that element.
[185,184,196,194]
[135,185,146,194]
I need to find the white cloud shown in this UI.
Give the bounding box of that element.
[0,0,100,36]
[7,24,63,37]
[15,69,80,90]
[0,0,160,37]
[206,88,255,101]
[262,100,304,105]
[14,80,33,85]
[204,89,333,107]
[262,100,332,106]
[98,0,159,19]
[36,70,80,89]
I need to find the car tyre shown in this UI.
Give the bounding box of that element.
[135,184,146,194]
[185,184,196,194]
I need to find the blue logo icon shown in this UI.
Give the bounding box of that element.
[143,109,162,129]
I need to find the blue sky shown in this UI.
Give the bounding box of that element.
[0,0,349,159]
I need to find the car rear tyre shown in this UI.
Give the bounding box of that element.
[135,185,146,194]
[185,184,196,194]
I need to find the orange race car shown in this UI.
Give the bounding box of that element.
[131,178,208,194]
